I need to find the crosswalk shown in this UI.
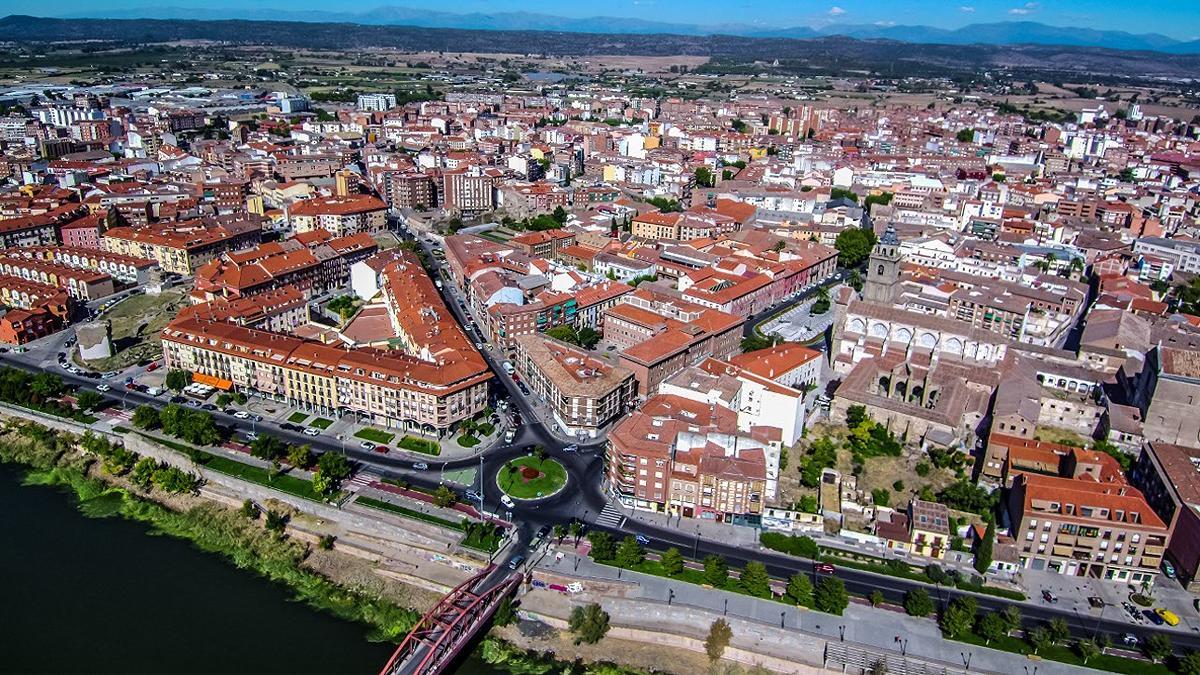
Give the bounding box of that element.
[105,408,133,421]
[346,471,380,492]
[595,502,625,529]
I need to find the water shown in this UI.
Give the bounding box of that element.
[0,463,503,675]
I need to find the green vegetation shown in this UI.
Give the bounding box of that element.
[83,288,190,371]
[544,324,602,349]
[357,496,460,528]
[287,412,309,424]
[457,434,480,447]
[834,228,877,268]
[705,619,733,662]
[326,295,358,321]
[497,456,567,499]
[568,603,611,645]
[194,448,333,503]
[646,196,683,212]
[353,427,396,444]
[830,187,858,203]
[0,368,98,424]
[397,435,440,456]
[309,418,335,430]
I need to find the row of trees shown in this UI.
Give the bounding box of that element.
[79,431,199,494]
[132,404,221,446]
[0,367,96,422]
[247,433,351,495]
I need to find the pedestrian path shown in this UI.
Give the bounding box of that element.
[595,502,625,529]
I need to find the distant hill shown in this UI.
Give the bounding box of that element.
[52,6,1200,54]
[3,15,1199,80]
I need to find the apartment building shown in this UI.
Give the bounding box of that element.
[1139,346,1200,447]
[512,333,637,437]
[1006,450,1168,583]
[6,246,156,285]
[193,231,377,300]
[0,255,115,301]
[288,195,387,237]
[442,166,500,213]
[103,215,263,275]
[1130,442,1200,592]
[509,229,576,260]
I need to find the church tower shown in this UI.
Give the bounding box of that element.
[862,225,902,305]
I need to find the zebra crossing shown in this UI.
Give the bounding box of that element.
[346,471,381,492]
[594,502,625,529]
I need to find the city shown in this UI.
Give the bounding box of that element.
[1,2,1200,674]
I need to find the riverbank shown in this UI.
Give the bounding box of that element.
[0,418,681,675]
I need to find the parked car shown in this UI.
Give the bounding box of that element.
[280,423,301,432]
[96,384,110,392]
[412,462,429,471]
[562,444,579,454]
[302,428,320,437]
[465,490,481,502]
[1042,590,1059,604]
[1156,608,1180,626]
[635,534,650,546]
[233,411,250,419]
[201,403,217,411]
[1088,596,1105,608]
[146,362,160,372]
[1146,610,1164,625]
[1162,560,1177,579]
[360,441,375,450]
[536,525,551,540]
[245,432,258,441]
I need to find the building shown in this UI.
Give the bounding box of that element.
[1140,347,1200,447]
[1130,442,1200,592]
[512,333,637,438]
[193,231,377,300]
[863,226,902,305]
[1006,453,1168,583]
[288,195,387,237]
[103,215,263,275]
[357,93,397,112]
[509,229,577,261]
[908,499,952,559]
[7,246,157,285]
[0,255,115,301]
[76,320,114,362]
[442,166,499,213]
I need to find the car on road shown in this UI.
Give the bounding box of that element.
[302,428,320,437]
[813,563,835,574]
[233,411,250,419]
[1162,560,1177,579]
[500,494,515,509]
[412,462,429,470]
[360,441,375,450]
[465,490,481,502]
[635,534,650,546]
[1041,590,1058,604]
[1121,633,1139,646]
[507,554,524,570]
[373,445,389,454]
[169,396,186,404]
[1155,608,1180,626]
[146,362,159,372]
[96,384,110,392]
[562,444,579,453]
[186,399,201,407]
[536,525,550,540]
[504,429,515,443]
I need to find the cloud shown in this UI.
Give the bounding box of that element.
[828,6,846,16]
[959,5,975,12]
[1009,2,1038,14]
[874,20,897,27]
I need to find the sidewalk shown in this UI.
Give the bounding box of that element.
[538,551,1098,675]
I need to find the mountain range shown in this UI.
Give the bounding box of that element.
[56,6,1200,54]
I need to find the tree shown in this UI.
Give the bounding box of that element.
[786,573,813,606]
[130,456,158,490]
[588,532,616,561]
[977,612,1007,645]
[695,166,716,188]
[1145,634,1172,663]
[317,534,336,550]
[165,369,191,392]
[568,603,610,645]
[974,519,995,574]
[553,523,567,542]
[1048,617,1070,644]
[1075,638,1100,665]
[903,588,933,617]
[661,547,685,576]
[1027,627,1052,655]
[493,596,518,627]
[264,509,288,534]
[552,205,568,224]
[939,597,977,638]
[569,520,583,545]
[615,535,645,568]
[431,484,457,507]
[956,128,975,142]
[871,488,891,507]
[703,554,729,587]
[240,499,259,519]
[132,404,160,429]
[814,577,849,615]
[75,390,105,412]
[250,435,287,461]
[869,590,885,607]
[999,605,1022,633]
[287,444,313,469]
[834,228,877,268]
[1178,651,1200,675]
[739,561,772,597]
[29,372,65,401]
[705,618,733,662]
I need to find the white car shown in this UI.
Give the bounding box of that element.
[303,428,321,437]
[500,494,515,509]
[96,384,110,392]
[233,411,250,419]
[359,441,375,450]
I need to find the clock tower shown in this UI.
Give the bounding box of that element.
[862,225,902,305]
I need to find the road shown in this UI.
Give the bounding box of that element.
[1,225,1195,657]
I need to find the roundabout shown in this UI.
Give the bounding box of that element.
[496,455,568,500]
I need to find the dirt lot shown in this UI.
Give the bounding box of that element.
[77,287,189,372]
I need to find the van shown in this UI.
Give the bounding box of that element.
[147,387,161,397]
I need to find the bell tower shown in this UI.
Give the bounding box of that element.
[862,225,902,305]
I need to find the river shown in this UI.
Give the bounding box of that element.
[0,462,505,674]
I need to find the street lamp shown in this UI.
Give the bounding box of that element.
[838,625,845,642]
[960,652,972,671]
[900,638,908,656]
[723,598,728,616]
[780,610,786,628]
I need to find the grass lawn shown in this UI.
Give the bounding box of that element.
[287,412,309,424]
[354,427,396,444]
[457,434,480,447]
[196,450,333,503]
[398,435,440,456]
[596,555,803,609]
[461,528,503,553]
[497,456,567,499]
[950,631,1168,675]
[310,417,334,430]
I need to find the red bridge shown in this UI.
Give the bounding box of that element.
[378,565,522,675]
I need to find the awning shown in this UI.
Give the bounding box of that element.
[192,372,233,390]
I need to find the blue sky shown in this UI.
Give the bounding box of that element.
[15,0,1200,40]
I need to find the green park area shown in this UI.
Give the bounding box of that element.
[496,456,567,499]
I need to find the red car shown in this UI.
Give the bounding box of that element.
[373,445,389,454]
[146,362,160,372]
[814,563,836,574]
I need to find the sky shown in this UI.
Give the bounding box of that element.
[11,0,1200,41]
